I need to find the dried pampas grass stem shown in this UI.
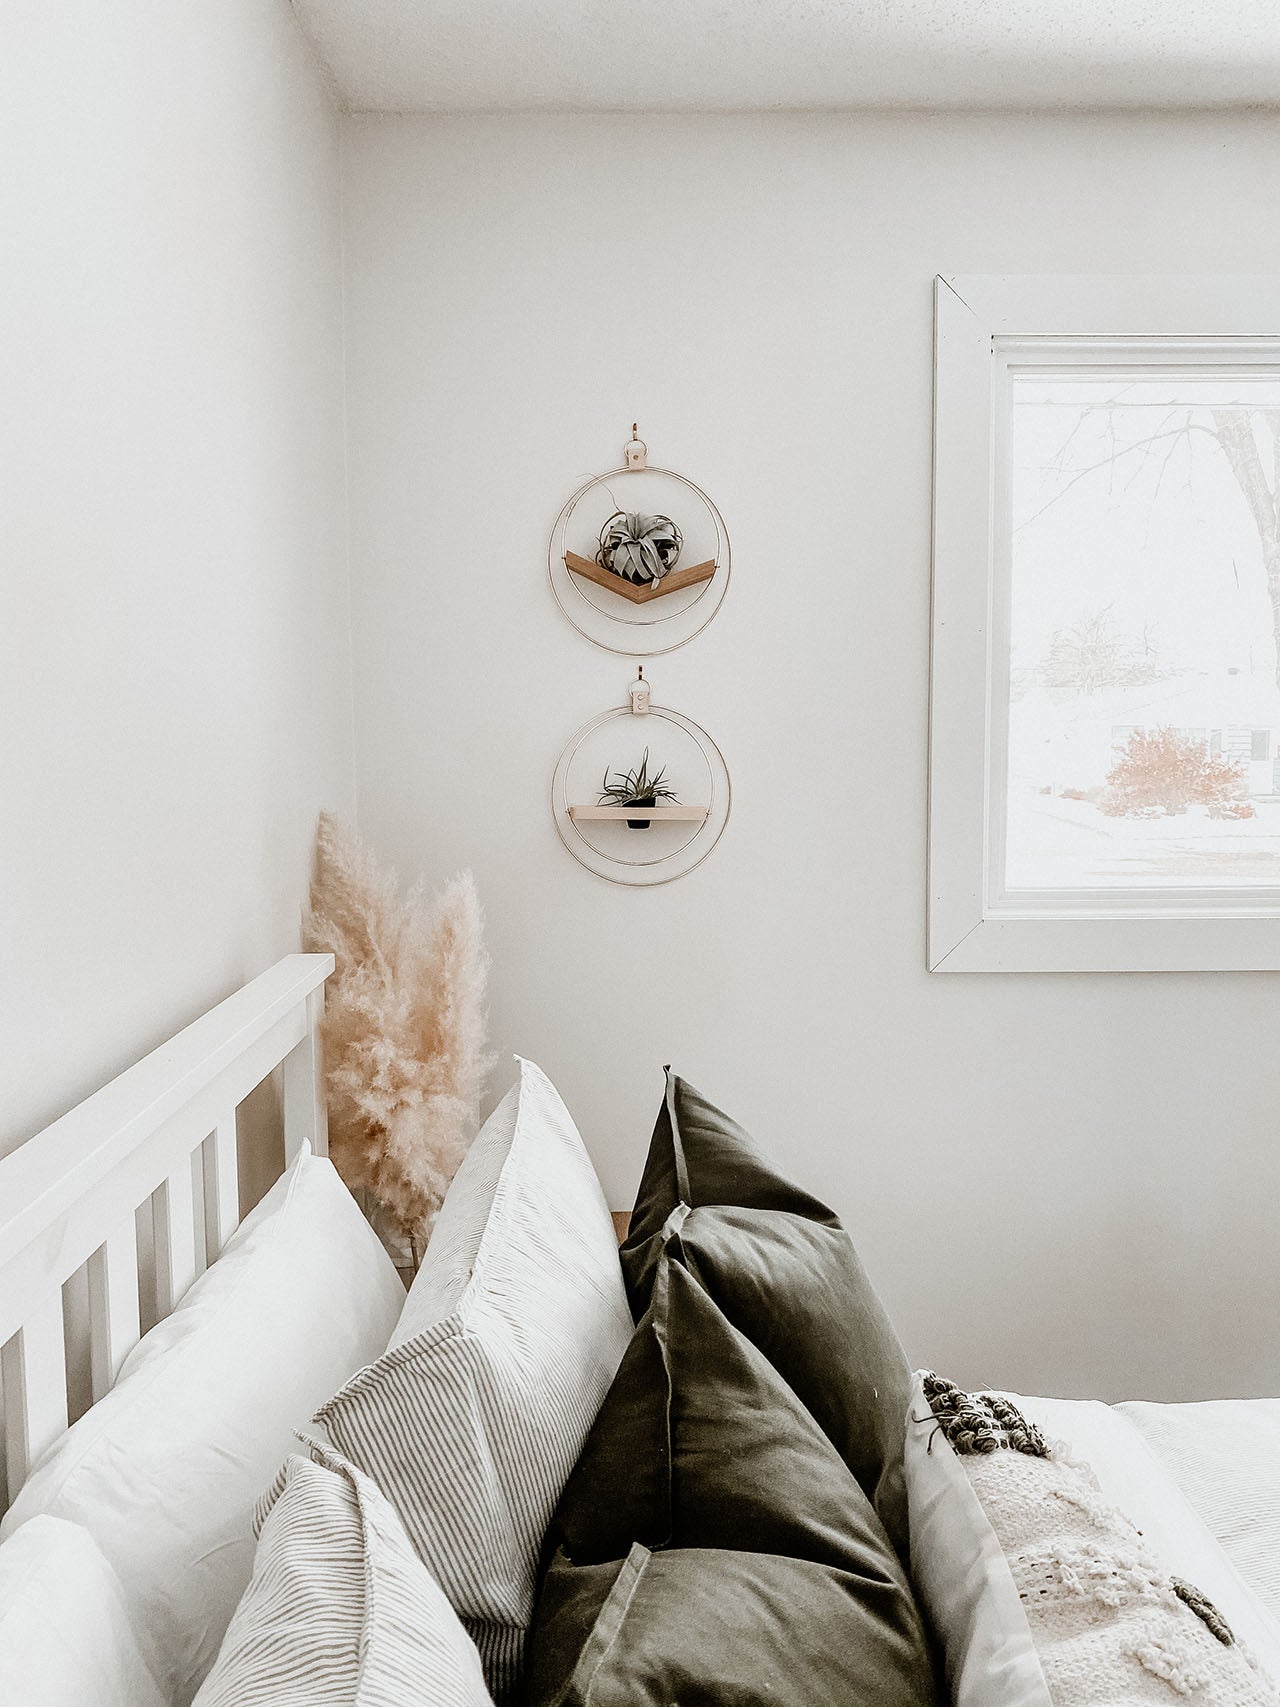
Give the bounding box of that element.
[303,813,495,1246]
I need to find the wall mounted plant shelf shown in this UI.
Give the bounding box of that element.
[562,550,718,605]
[548,426,730,656]
[567,804,710,823]
[552,668,730,886]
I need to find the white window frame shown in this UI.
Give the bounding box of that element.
[929,274,1280,972]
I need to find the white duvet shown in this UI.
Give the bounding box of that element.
[1010,1392,1280,1685]
[1118,1399,1280,1630]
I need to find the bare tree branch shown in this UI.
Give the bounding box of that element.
[1015,423,1217,533]
[1020,398,1280,687]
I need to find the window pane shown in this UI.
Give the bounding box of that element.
[1004,373,1280,892]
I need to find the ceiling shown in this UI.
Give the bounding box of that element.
[291,0,1280,114]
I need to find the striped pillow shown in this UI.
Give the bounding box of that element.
[193,1444,492,1707]
[313,1058,633,1704]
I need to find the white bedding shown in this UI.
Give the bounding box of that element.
[1011,1392,1280,1685]
[1119,1399,1280,1630]
[1,1147,406,1705]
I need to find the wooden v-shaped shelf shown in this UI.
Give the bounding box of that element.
[563,550,717,605]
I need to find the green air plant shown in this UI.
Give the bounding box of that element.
[598,747,679,828]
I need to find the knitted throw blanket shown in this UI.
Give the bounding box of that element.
[924,1375,1280,1707]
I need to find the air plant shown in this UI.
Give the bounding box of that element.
[598,748,679,827]
[597,510,683,585]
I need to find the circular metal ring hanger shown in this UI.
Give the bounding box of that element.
[547,428,731,657]
[551,689,732,886]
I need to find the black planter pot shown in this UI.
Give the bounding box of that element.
[626,795,657,829]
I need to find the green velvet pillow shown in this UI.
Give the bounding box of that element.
[619,1070,914,1562]
[532,1543,931,1707]
[528,1253,938,1707]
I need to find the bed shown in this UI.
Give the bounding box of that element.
[1005,1390,1280,1677]
[1118,1398,1280,1624]
[0,953,334,1509]
[0,954,416,1705]
[0,959,1276,1707]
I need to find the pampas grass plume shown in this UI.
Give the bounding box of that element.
[303,813,495,1243]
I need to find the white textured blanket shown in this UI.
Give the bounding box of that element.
[1013,1393,1280,1687]
[1119,1401,1280,1631]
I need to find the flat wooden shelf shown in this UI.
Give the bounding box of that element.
[564,550,717,605]
[568,805,709,824]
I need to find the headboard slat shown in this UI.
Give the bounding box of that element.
[154,1161,200,1320]
[2,1294,68,1490]
[203,1117,240,1260]
[282,988,328,1161]
[87,1217,142,1402]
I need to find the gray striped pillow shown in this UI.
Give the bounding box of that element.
[313,1058,633,1704]
[193,1444,492,1707]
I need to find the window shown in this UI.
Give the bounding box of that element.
[930,275,1280,971]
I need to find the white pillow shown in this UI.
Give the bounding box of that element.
[0,1515,167,1707]
[905,1372,1049,1707]
[1,1145,405,1706]
[904,1372,1280,1707]
[313,1057,633,1704]
[194,1444,493,1707]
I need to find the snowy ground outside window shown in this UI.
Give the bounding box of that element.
[1003,371,1280,895]
[1005,790,1280,889]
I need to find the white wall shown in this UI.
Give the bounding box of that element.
[0,2,352,1162]
[341,110,1280,1403]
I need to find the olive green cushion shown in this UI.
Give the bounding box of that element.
[619,1070,913,1562]
[531,1543,932,1707]
[528,1253,938,1707]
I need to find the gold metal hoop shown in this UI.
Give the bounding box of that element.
[547,464,731,657]
[550,702,732,885]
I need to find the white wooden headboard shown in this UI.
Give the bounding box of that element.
[0,952,334,1512]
